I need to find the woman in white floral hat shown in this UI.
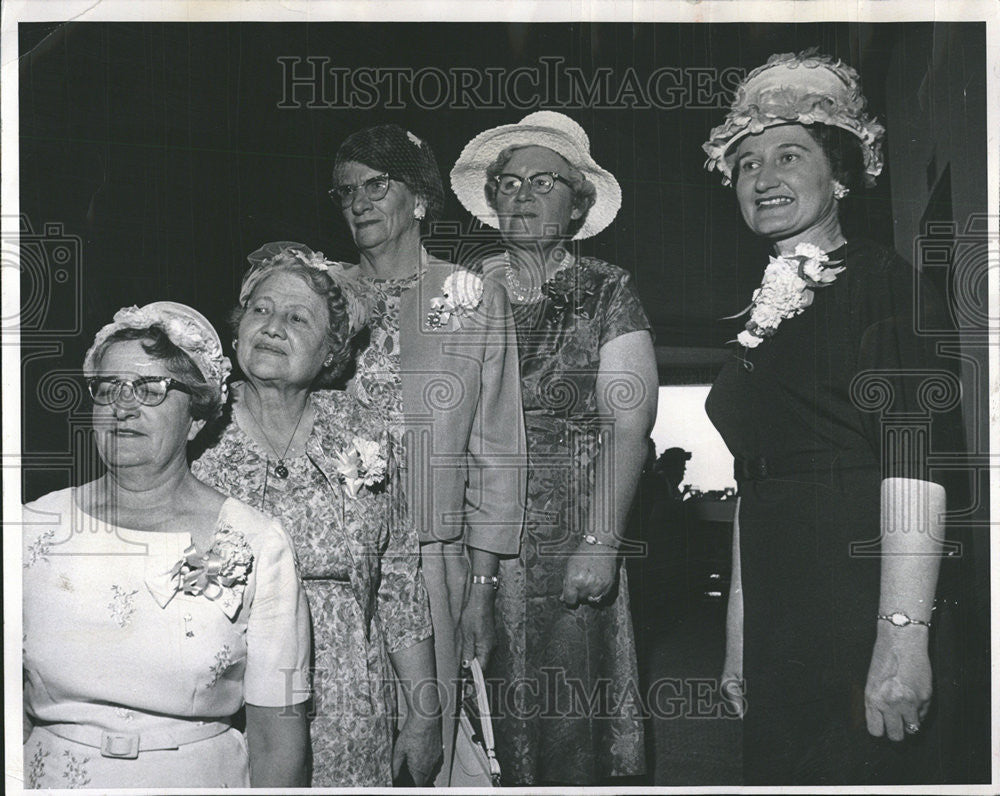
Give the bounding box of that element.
[703,50,967,785]
[192,242,441,788]
[330,124,526,786]
[450,110,658,786]
[22,302,311,789]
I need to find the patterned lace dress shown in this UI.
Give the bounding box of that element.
[351,271,423,428]
[488,256,650,785]
[192,387,431,787]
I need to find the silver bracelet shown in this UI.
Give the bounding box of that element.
[471,574,499,590]
[877,611,931,628]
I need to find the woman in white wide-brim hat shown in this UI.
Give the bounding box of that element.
[703,50,969,785]
[451,111,658,786]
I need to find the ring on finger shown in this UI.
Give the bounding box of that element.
[904,722,920,735]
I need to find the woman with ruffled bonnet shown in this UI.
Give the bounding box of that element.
[330,124,525,784]
[449,111,658,785]
[703,50,966,784]
[191,243,439,787]
[22,302,310,788]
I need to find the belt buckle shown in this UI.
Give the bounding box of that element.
[101,731,139,759]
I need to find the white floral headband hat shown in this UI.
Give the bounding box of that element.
[240,241,369,337]
[703,49,886,187]
[83,301,233,403]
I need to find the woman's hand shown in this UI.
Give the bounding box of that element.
[392,714,443,786]
[561,542,618,607]
[864,626,932,741]
[458,586,497,671]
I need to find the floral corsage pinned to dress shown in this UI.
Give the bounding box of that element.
[333,437,389,497]
[426,269,484,329]
[146,524,254,619]
[733,242,844,349]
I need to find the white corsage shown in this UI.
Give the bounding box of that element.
[333,437,388,497]
[426,270,485,330]
[734,242,845,348]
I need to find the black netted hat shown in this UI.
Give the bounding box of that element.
[334,124,445,221]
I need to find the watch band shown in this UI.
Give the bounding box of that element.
[471,574,499,590]
[582,534,618,549]
[877,611,932,628]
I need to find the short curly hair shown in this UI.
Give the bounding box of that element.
[87,326,223,421]
[483,146,597,238]
[230,258,353,387]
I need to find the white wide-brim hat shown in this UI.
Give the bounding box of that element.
[450,111,622,240]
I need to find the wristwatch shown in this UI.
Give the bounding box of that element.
[877,611,931,628]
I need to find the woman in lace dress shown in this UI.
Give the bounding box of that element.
[192,243,439,787]
[450,111,658,785]
[22,301,310,789]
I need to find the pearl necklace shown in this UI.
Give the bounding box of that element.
[503,250,575,304]
[504,264,544,303]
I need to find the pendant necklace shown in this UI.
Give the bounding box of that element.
[243,391,309,479]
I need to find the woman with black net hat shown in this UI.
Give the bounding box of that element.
[330,124,526,785]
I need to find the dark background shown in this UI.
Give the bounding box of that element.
[17,20,987,498]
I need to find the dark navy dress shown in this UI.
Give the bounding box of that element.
[706,238,970,785]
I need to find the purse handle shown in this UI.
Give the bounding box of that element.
[465,658,501,783]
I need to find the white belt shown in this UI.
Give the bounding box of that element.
[40,720,233,759]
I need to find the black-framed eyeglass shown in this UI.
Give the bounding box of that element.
[328,173,392,207]
[494,171,573,196]
[87,376,194,407]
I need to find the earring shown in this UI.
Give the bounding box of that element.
[232,339,239,349]
[833,182,850,200]
[413,207,426,220]
[323,355,334,368]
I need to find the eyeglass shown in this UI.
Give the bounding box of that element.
[87,376,193,407]
[328,173,392,207]
[493,171,573,196]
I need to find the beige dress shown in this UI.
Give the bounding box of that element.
[22,489,310,789]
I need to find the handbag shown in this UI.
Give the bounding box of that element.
[449,658,502,787]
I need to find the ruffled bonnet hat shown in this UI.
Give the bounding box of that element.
[240,241,369,337]
[703,49,885,186]
[450,111,622,240]
[84,301,233,404]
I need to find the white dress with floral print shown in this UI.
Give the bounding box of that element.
[21,489,310,789]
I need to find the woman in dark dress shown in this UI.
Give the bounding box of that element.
[702,50,967,785]
[450,111,658,785]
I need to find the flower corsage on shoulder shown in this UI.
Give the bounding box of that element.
[147,523,254,619]
[333,436,389,497]
[426,269,485,330]
[734,243,845,348]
